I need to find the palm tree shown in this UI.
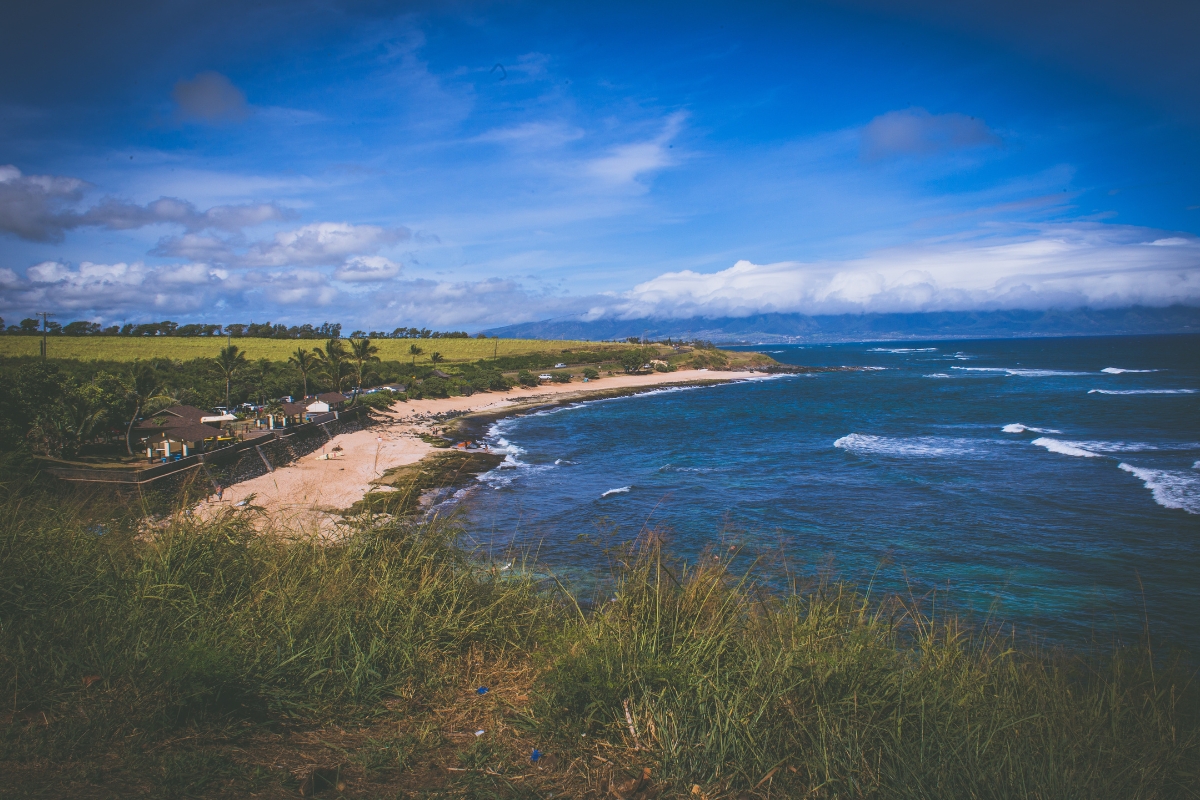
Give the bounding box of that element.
[409,343,422,366]
[123,363,168,455]
[430,352,444,365]
[316,337,353,392]
[213,344,247,408]
[253,358,273,406]
[288,347,318,399]
[348,336,380,396]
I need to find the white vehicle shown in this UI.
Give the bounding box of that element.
[538,374,553,381]
[554,362,567,368]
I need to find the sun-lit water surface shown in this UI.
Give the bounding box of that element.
[457,335,1200,645]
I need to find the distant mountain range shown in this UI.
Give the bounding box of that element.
[483,305,1200,343]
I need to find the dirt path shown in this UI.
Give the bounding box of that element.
[198,368,764,533]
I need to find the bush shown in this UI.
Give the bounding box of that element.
[551,372,571,383]
[517,370,538,388]
[581,367,599,380]
[356,391,396,410]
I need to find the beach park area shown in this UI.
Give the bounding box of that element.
[199,367,766,532]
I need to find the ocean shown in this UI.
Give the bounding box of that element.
[458,334,1200,646]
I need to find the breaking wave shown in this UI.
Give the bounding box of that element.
[1101,367,1159,374]
[600,486,631,498]
[1002,423,1062,434]
[1119,464,1200,515]
[1031,438,1102,458]
[1088,389,1196,395]
[953,367,1091,377]
[869,347,938,353]
[924,373,951,378]
[834,434,978,458]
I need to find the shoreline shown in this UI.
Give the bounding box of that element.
[197,368,772,532]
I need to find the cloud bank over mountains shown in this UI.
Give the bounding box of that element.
[604,225,1200,320]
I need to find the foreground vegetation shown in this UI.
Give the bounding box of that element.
[2,462,1196,798]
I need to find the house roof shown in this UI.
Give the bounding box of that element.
[281,402,309,415]
[137,422,223,443]
[315,392,346,403]
[135,405,211,430]
[432,369,451,379]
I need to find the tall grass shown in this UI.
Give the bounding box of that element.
[0,479,545,761]
[538,540,1199,798]
[1,473,1197,796]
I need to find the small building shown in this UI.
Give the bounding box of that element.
[133,406,226,460]
[432,369,451,379]
[316,392,347,409]
[281,401,310,425]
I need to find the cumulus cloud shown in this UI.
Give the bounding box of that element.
[172,71,250,124]
[0,258,343,320]
[334,255,402,282]
[0,164,89,241]
[0,164,293,242]
[245,222,407,267]
[606,224,1200,319]
[861,108,1001,160]
[78,197,292,232]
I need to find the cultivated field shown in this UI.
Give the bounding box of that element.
[0,336,628,364]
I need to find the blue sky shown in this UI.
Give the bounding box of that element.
[1,0,1198,329]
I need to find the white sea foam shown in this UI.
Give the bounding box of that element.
[869,347,938,353]
[1101,368,1158,374]
[1071,441,1161,453]
[1002,423,1062,434]
[924,373,951,378]
[834,433,977,458]
[1118,464,1200,514]
[860,366,888,371]
[1031,438,1102,458]
[601,486,631,498]
[1088,389,1195,395]
[952,367,1091,377]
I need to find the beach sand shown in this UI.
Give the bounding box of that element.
[198,368,764,533]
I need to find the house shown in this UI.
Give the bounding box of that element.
[281,401,310,425]
[305,391,347,414]
[133,406,225,460]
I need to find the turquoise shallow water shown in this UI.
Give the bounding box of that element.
[458,334,1200,645]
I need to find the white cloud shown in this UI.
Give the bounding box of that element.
[583,112,686,185]
[0,165,89,241]
[0,163,293,241]
[334,255,402,282]
[244,222,409,267]
[606,224,1200,318]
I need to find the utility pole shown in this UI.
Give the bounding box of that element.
[37,311,53,359]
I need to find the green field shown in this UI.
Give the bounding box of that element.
[0,335,628,364]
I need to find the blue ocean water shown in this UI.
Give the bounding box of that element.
[459,335,1200,645]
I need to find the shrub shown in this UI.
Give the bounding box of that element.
[551,372,571,383]
[581,367,599,380]
[517,370,538,388]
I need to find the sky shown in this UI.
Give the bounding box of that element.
[1,0,1198,330]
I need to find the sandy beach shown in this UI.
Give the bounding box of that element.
[198,368,765,532]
